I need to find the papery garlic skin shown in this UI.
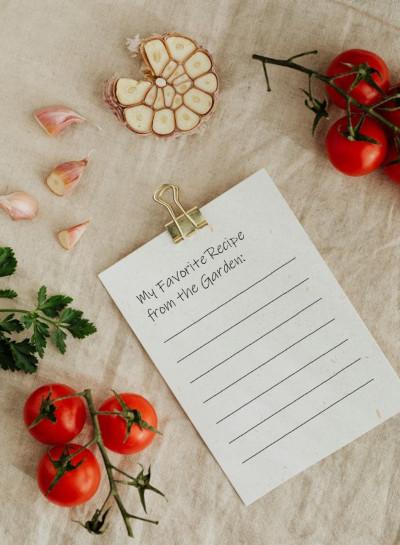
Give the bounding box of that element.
[104,32,219,138]
[0,191,38,221]
[58,220,90,250]
[126,34,141,57]
[34,106,86,136]
[46,159,88,196]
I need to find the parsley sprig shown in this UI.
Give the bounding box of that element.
[0,246,96,373]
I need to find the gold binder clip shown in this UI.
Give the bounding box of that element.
[153,184,208,243]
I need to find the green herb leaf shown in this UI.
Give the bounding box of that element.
[0,247,17,277]
[38,293,73,318]
[0,289,17,299]
[66,317,97,339]
[59,307,82,324]
[0,314,24,333]
[21,312,36,329]
[60,308,96,339]
[9,339,38,373]
[51,328,67,354]
[37,286,47,307]
[31,319,50,358]
[0,335,16,370]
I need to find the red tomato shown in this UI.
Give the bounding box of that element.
[24,383,86,445]
[326,49,390,109]
[37,444,101,507]
[98,393,158,454]
[379,84,400,129]
[383,143,400,183]
[325,115,388,176]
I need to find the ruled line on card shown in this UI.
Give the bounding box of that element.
[241,378,375,464]
[203,318,336,403]
[178,277,310,363]
[190,297,323,384]
[229,357,362,444]
[163,256,297,343]
[216,339,349,424]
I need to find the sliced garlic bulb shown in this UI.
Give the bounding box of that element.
[104,32,219,137]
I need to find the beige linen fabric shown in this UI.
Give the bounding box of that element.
[1,1,400,544]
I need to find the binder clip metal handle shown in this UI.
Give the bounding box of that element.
[153,184,208,243]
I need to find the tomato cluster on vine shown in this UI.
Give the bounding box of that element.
[24,383,159,508]
[324,49,400,180]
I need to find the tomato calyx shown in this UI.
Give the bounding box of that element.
[108,390,161,442]
[379,94,400,113]
[336,62,385,96]
[302,74,329,135]
[46,444,86,494]
[28,391,57,429]
[385,137,400,167]
[74,507,111,535]
[114,464,165,513]
[341,111,380,144]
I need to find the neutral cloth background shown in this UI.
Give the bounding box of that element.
[1,0,400,544]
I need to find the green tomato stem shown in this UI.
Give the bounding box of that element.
[82,388,136,538]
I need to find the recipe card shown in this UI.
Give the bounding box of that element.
[99,169,400,505]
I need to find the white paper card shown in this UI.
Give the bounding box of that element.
[99,169,400,505]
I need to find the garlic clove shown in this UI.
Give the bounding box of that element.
[195,72,218,93]
[153,109,175,135]
[34,106,86,136]
[143,39,169,76]
[115,78,152,106]
[0,191,38,220]
[183,88,213,115]
[144,85,157,106]
[175,82,192,94]
[166,36,196,62]
[175,105,200,131]
[163,85,175,107]
[173,75,193,94]
[167,64,185,83]
[153,88,165,110]
[162,60,178,80]
[46,158,88,196]
[124,104,154,133]
[58,220,90,250]
[184,51,212,79]
[173,74,190,87]
[171,94,183,110]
